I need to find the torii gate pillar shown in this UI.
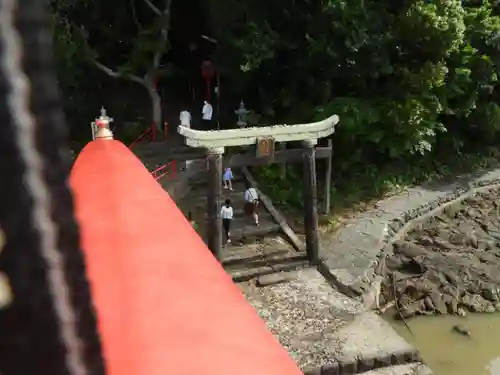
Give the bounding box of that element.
[206,147,224,260]
[302,139,320,264]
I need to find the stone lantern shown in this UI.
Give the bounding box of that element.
[91,107,114,140]
[235,101,250,128]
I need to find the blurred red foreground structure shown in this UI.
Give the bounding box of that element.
[69,135,303,375]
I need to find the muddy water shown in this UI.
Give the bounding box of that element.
[388,314,500,375]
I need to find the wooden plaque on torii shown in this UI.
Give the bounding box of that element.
[256,137,275,158]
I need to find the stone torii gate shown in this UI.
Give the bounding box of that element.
[178,115,339,263]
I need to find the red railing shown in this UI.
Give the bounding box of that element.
[128,122,169,148]
[129,124,155,148]
[163,121,168,139]
[151,160,176,181]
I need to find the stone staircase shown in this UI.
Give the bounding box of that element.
[181,171,281,240]
[131,137,205,198]
[132,138,306,280]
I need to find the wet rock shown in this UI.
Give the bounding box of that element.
[429,290,448,314]
[432,236,454,251]
[399,299,425,319]
[481,284,500,302]
[485,304,496,313]
[417,235,434,247]
[452,324,470,337]
[461,294,492,313]
[383,187,500,318]
[441,284,461,300]
[443,271,460,285]
[449,233,466,246]
[442,294,458,314]
[424,296,435,311]
[423,269,447,286]
[448,300,459,314]
[393,241,428,258]
[457,307,467,317]
[386,256,403,270]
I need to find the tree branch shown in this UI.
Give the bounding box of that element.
[151,0,172,69]
[142,0,162,15]
[73,23,151,89]
[92,60,147,86]
[130,0,142,31]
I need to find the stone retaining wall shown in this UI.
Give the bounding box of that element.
[304,349,422,375]
[319,174,500,297]
[379,178,500,273]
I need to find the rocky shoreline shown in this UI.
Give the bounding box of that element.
[382,187,500,319]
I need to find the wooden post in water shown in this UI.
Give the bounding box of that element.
[302,140,320,264]
[206,147,224,260]
[323,139,333,214]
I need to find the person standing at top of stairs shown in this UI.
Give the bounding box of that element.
[180,109,191,128]
[202,101,213,129]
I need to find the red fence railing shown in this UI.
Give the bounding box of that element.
[128,122,169,149]
[151,160,176,181]
[129,125,155,148]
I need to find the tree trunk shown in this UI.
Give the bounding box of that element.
[148,87,163,134]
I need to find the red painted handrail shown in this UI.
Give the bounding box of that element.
[129,122,168,147]
[129,124,156,148]
[151,160,176,181]
[163,121,168,140]
[69,138,303,375]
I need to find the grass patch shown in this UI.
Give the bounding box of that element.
[253,147,500,233]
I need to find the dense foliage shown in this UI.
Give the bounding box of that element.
[52,0,500,210]
[205,0,500,209]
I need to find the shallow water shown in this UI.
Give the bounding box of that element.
[388,313,500,375]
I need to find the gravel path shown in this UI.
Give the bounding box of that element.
[238,269,419,373]
[320,167,500,296]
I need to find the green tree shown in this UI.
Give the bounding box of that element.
[72,0,174,133]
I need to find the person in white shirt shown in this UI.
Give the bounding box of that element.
[243,182,259,226]
[220,199,233,244]
[201,100,213,128]
[180,110,191,127]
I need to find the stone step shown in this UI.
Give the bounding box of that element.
[230,221,280,240]
[193,214,280,240]
[227,258,310,283]
[188,172,245,188]
[189,189,246,206]
[190,207,262,220]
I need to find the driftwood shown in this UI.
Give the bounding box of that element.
[392,273,414,337]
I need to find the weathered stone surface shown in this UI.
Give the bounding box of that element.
[379,187,500,318]
[256,272,292,287]
[320,361,340,375]
[361,363,433,375]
